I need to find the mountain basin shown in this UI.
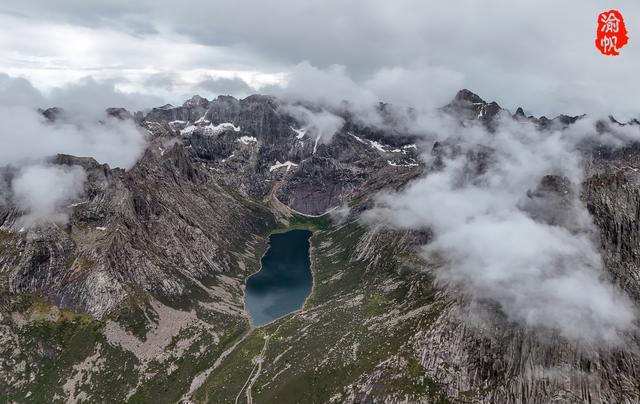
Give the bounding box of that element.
[244,229,313,326]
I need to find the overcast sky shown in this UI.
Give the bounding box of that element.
[0,1,638,117]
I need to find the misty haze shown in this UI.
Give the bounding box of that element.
[1,1,640,403]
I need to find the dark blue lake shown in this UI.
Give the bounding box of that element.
[245,229,313,326]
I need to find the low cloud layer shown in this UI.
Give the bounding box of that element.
[12,164,86,226]
[2,1,639,117]
[365,114,638,345]
[0,74,148,227]
[197,76,254,98]
[280,104,344,152]
[0,105,145,169]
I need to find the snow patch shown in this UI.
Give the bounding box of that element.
[180,125,197,136]
[195,115,210,124]
[269,160,299,172]
[349,132,406,153]
[368,140,388,152]
[202,122,240,136]
[69,201,88,208]
[349,132,367,144]
[387,160,419,167]
[236,136,257,145]
[181,122,240,136]
[96,226,107,231]
[291,126,306,139]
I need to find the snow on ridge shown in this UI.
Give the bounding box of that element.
[269,160,299,172]
[368,140,388,153]
[477,105,486,119]
[181,122,241,136]
[68,201,88,208]
[237,136,257,145]
[195,115,210,124]
[349,132,408,154]
[180,125,197,135]
[203,122,240,136]
[387,160,419,167]
[349,132,367,144]
[291,126,306,139]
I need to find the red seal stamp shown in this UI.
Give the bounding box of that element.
[596,10,628,56]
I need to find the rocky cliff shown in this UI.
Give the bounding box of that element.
[1,90,640,403]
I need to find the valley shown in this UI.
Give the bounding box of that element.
[2,90,640,403]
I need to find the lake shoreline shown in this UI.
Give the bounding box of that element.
[244,229,313,327]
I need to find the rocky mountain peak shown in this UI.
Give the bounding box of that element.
[215,95,239,103]
[105,107,132,120]
[4,87,640,404]
[452,89,485,105]
[443,89,503,127]
[39,107,65,122]
[241,94,277,107]
[182,94,209,108]
[156,103,175,111]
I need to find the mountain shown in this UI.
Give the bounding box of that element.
[1,90,640,403]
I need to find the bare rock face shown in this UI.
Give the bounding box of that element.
[105,107,132,120]
[1,93,423,320]
[142,94,422,211]
[583,151,640,302]
[1,139,284,319]
[3,91,640,403]
[39,107,65,122]
[442,89,504,129]
[408,301,640,403]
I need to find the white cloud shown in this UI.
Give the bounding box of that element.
[364,115,638,345]
[0,106,146,170]
[0,12,284,104]
[12,164,86,226]
[0,74,148,227]
[273,62,377,109]
[364,65,465,111]
[280,104,344,149]
[2,1,639,116]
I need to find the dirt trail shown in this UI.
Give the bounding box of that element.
[235,333,271,404]
[180,328,253,403]
[235,312,299,404]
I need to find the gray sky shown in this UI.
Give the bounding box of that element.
[0,0,638,116]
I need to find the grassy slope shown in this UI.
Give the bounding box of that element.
[0,194,274,403]
[2,208,449,403]
[195,219,450,403]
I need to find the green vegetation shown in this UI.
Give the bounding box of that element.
[130,323,248,404]
[194,219,450,403]
[385,354,450,403]
[76,255,96,270]
[2,200,450,403]
[111,292,158,340]
[2,295,140,403]
[195,330,267,403]
[0,228,18,256]
[270,213,333,234]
